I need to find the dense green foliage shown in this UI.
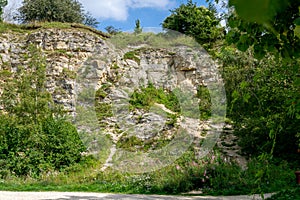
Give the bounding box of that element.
[16,0,98,27]
[219,47,300,160]
[17,0,83,23]
[0,45,85,177]
[227,0,300,59]
[197,85,212,120]
[223,0,300,159]
[216,0,300,196]
[162,0,223,47]
[160,0,300,195]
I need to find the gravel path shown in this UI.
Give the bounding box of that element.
[0,191,273,200]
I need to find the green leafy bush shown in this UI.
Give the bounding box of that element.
[0,115,84,177]
[219,47,300,160]
[17,0,83,23]
[0,45,85,178]
[222,0,300,163]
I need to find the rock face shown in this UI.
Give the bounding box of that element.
[0,28,232,172]
[0,28,224,114]
[0,29,113,113]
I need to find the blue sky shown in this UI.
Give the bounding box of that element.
[94,0,208,32]
[4,0,208,32]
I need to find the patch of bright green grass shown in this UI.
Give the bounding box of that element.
[129,83,180,113]
[109,32,201,49]
[123,51,141,64]
[0,22,29,33]
[0,22,108,38]
[38,22,73,29]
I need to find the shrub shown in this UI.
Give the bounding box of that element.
[0,45,85,177]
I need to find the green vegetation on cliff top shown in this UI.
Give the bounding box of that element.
[0,21,109,38]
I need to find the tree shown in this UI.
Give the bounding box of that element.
[162,0,224,47]
[0,0,7,22]
[16,0,98,27]
[105,25,121,35]
[211,2,300,194]
[17,0,83,23]
[134,19,142,34]
[219,0,300,159]
[227,0,300,59]
[83,11,99,28]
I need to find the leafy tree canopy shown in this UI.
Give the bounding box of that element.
[162,0,224,47]
[16,0,98,27]
[220,0,300,158]
[227,0,300,59]
[105,25,121,35]
[83,12,99,28]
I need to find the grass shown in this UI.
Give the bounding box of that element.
[129,83,180,113]
[95,102,113,123]
[266,187,300,200]
[0,21,73,34]
[109,31,202,49]
[123,51,141,64]
[0,22,29,33]
[0,148,296,197]
[62,68,77,79]
[0,21,108,38]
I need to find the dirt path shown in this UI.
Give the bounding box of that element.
[0,191,273,200]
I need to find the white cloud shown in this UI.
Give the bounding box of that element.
[3,0,175,22]
[129,0,172,9]
[79,0,175,21]
[78,0,129,21]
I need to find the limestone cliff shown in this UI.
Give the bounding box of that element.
[0,28,112,113]
[0,27,236,172]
